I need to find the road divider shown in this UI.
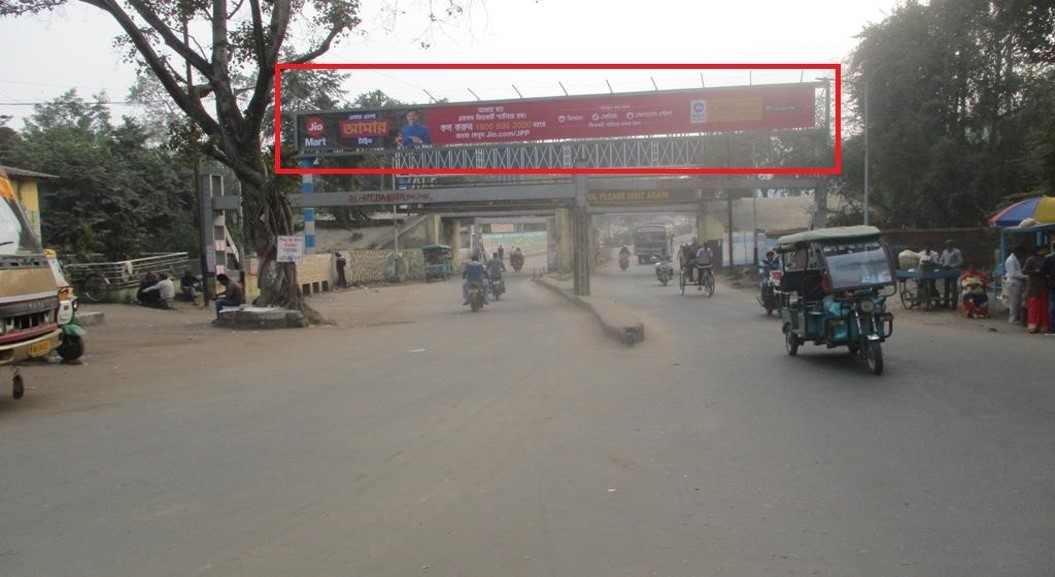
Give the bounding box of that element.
[533,276,645,346]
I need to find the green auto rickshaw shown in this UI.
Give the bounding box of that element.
[776,226,897,375]
[423,244,453,282]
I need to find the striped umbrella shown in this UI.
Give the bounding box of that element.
[988,196,1055,228]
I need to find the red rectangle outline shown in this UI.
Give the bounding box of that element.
[274,63,841,176]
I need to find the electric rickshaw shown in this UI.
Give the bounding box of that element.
[775,226,897,375]
[422,244,453,282]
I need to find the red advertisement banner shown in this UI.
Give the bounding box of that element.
[295,84,817,152]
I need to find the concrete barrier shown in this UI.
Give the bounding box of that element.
[533,277,645,346]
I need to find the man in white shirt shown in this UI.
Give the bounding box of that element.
[939,239,964,309]
[141,273,176,309]
[1004,247,1027,323]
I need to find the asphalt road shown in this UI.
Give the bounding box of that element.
[1,258,1053,576]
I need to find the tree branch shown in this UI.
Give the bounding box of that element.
[266,0,291,65]
[248,0,267,65]
[288,24,343,64]
[227,0,247,19]
[209,0,248,158]
[243,0,290,134]
[123,0,217,83]
[81,0,222,139]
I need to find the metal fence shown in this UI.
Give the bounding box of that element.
[63,253,192,301]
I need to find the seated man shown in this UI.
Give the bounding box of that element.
[960,267,989,318]
[462,255,489,305]
[140,273,175,309]
[179,269,202,303]
[136,272,159,306]
[215,273,245,316]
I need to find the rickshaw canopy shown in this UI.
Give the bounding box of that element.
[776,226,882,250]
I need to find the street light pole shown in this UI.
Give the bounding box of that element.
[863,79,870,226]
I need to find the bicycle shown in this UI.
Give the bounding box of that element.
[66,268,111,303]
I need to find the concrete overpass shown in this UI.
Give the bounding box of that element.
[257,175,826,295]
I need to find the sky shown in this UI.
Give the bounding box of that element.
[0,0,904,127]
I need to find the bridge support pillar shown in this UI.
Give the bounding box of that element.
[572,173,590,296]
[696,201,710,244]
[444,218,464,270]
[554,207,574,277]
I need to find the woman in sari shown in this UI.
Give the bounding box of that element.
[1023,246,1050,333]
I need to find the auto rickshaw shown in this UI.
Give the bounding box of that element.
[775,226,896,375]
[422,244,453,282]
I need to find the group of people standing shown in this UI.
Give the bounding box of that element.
[1003,241,1055,334]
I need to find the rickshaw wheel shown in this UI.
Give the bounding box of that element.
[866,342,884,375]
[784,326,799,356]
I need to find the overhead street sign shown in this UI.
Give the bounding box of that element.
[288,184,574,207]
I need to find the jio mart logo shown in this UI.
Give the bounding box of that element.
[690,100,707,124]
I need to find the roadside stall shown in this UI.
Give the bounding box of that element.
[989,196,1055,286]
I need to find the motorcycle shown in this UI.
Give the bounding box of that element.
[490,276,506,301]
[466,281,486,312]
[510,253,524,272]
[652,256,674,286]
[757,267,783,316]
[619,253,630,271]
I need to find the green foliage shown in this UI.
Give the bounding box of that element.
[0,91,197,260]
[842,0,1055,229]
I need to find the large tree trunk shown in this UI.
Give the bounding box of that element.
[235,150,322,322]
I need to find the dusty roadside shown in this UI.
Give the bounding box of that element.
[6,283,429,412]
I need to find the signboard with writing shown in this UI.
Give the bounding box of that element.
[296,84,818,152]
[588,190,673,204]
[277,235,305,263]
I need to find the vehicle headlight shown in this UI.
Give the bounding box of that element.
[859,299,876,313]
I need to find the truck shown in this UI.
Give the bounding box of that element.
[0,166,62,399]
[632,223,674,264]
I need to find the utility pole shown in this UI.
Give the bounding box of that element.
[863,79,870,226]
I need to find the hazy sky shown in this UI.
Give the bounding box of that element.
[0,0,902,125]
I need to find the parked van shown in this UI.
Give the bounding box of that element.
[0,166,61,399]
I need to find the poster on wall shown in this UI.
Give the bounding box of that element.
[277,235,305,263]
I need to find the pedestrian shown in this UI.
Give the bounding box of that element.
[919,241,941,304]
[139,273,175,309]
[1004,247,1027,324]
[136,271,159,307]
[497,245,505,262]
[180,269,202,303]
[1023,245,1050,333]
[1043,240,1055,333]
[335,251,347,289]
[939,239,963,309]
[215,273,245,317]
